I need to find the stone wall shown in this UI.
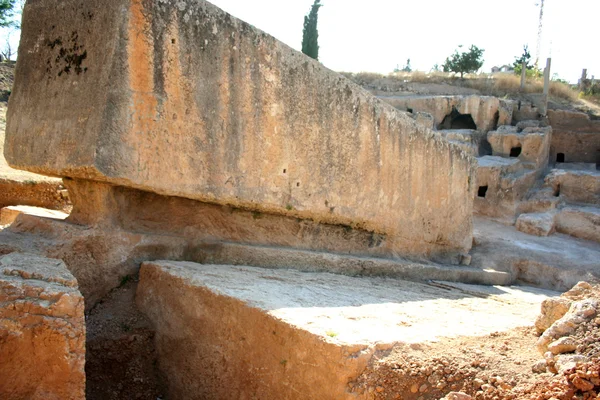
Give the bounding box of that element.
[548,110,600,165]
[5,0,475,261]
[0,253,85,400]
[379,95,514,133]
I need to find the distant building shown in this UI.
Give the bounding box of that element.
[491,65,514,74]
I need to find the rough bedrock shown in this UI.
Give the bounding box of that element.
[0,253,85,400]
[487,126,552,170]
[3,212,192,309]
[5,0,475,260]
[0,179,70,210]
[515,212,556,237]
[379,95,514,132]
[63,178,468,262]
[545,169,600,206]
[555,206,600,243]
[473,156,537,223]
[2,208,494,312]
[137,261,548,400]
[547,110,600,164]
[137,262,374,400]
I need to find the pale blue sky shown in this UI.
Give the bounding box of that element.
[209,0,599,83]
[1,0,597,83]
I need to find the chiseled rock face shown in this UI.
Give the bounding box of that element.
[548,110,600,164]
[545,169,600,206]
[474,156,537,223]
[6,0,474,261]
[0,253,85,400]
[515,212,556,237]
[487,125,552,170]
[380,95,514,133]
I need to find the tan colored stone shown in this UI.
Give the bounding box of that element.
[548,110,600,164]
[5,0,474,262]
[515,212,556,237]
[547,336,578,355]
[381,95,513,132]
[535,297,572,335]
[555,206,600,243]
[474,156,537,223]
[0,253,85,400]
[0,205,68,226]
[137,261,553,399]
[537,299,598,354]
[545,169,600,206]
[487,125,552,170]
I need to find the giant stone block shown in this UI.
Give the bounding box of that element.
[6,0,474,261]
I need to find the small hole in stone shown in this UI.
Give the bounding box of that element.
[478,186,488,198]
[406,108,413,113]
[296,182,300,187]
[554,184,561,197]
[510,146,522,158]
[172,39,176,44]
[283,169,286,174]
[556,153,565,163]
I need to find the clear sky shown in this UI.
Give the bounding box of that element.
[208,0,599,83]
[0,0,597,83]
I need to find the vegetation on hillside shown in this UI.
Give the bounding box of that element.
[442,45,485,78]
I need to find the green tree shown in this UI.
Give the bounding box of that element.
[302,0,322,60]
[513,45,542,78]
[0,0,18,28]
[402,58,412,73]
[442,45,484,78]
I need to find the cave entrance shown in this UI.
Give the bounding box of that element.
[510,146,522,158]
[440,107,477,130]
[478,186,488,198]
[556,153,565,163]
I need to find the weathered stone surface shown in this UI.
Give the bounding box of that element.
[535,297,572,335]
[555,206,600,243]
[547,336,577,355]
[137,261,554,400]
[1,211,510,311]
[471,217,600,291]
[0,205,68,226]
[545,169,600,205]
[0,253,85,400]
[381,95,513,132]
[548,110,600,164]
[487,125,552,170]
[537,298,598,354]
[515,212,556,237]
[474,156,537,223]
[5,0,474,262]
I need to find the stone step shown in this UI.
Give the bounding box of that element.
[515,212,556,237]
[555,205,600,243]
[191,241,512,287]
[137,260,557,400]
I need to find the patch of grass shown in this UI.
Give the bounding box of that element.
[285,204,294,211]
[325,330,338,338]
[280,359,287,366]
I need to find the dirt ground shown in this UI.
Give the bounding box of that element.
[85,276,166,400]
[352,284,600,400]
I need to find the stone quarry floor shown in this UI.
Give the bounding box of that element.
[472,216,600,291]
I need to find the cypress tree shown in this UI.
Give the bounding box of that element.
[302,0,322,60]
